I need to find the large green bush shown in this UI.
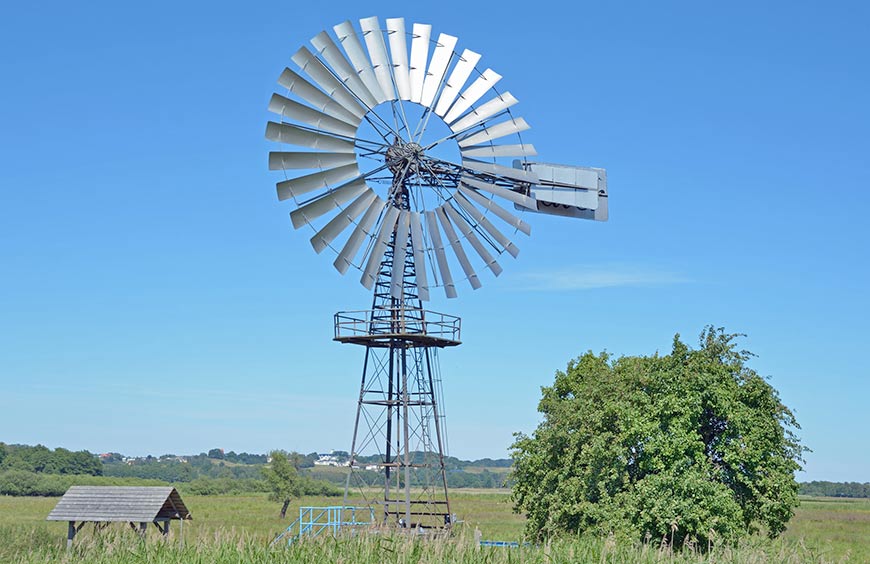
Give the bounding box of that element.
[511,328,805,547]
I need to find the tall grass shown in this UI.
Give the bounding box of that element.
[1,494,866,563]
[2,526,856,564]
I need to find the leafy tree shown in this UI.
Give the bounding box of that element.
[262,450,303,518]
[511,327,805,547]
[207,448,224,460]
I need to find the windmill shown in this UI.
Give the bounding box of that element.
[265,17,607,530]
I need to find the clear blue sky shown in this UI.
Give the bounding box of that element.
[1,1,867,482]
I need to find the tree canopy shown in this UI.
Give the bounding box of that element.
[511,327,805,547]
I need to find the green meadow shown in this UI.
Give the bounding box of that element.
[1,492,867,563]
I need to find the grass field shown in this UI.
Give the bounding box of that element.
[1,492,867,563]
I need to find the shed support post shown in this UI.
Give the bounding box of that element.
[67,521,75,549]
[139,522,147,537]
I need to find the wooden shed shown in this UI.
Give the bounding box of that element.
[47,486,191,547]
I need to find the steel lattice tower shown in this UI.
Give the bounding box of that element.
[334,181,459,529]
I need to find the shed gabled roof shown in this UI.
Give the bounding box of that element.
[46,486,191,522]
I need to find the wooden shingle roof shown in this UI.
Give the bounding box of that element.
[46,486,191,522]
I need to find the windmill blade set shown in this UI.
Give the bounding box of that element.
[266,17,608,300]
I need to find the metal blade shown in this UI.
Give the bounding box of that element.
[268,93,358,138]
[420,33,458,109]
[310,188,377,253]
[408,23,431,104]
[276,163,359,201]
[436,205,481,290]
[459,184,531,236]
[386,18,411,100]
[425,210,457,298]
[277,68,362,126]
[390,211,410,298]
[289,178,368,229]
[434,49,480,117]
[359,17,397,101]
[361,205,400,290]
[449,92,518,134]
[443,202,502,276]
[334,195,386,274]
[265,122,355,152]
[460,174,537,209]
[409,212,430,301]
[457,117,530,148]
[311,30,378,110]
[291,46,366,120]
[333,21,387,105]
[460,144,538,158]
[269,151,357,170]
[461,160,540,185]
[453,190,519,257]
[443,69,502,125]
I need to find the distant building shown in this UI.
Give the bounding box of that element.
[313,450,350,467]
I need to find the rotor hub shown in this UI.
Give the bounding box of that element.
[386,139,424,178]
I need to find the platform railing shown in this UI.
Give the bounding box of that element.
[334,308,461,342]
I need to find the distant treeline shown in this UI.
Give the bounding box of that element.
[5,442,868,499]
[0,443,101,476]
[799,481,870,498]
[103,455,263,481]
[0,471,166,496]
[0,442,513,496]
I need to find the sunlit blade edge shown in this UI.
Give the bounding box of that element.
[361,206,400,289]
[436,205,481,290]
[443,69,502,125]
[409,23,431,104]
[420,33,458,109]
[277,163,360,201]
[334,20,387,105]
[453,190,519,258]
[409,211,430,301]
[311,30,378,109]
[457,117,530,148]
[434,49,480,117]
[334,196,386,274]
[269,151,357,170]
[460,144,538,158]
[458,184,531,236]
[289,178,367,229]
[265,121,355,153]
[291,47,366,119]
[449,92,518,134]
[425,210,457,298]
[268,93,358,138]
[386,18,411,100]
[311,188,376,253]
[277,68,362,126]
[360,16,397,101]
[443,202,502,276]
